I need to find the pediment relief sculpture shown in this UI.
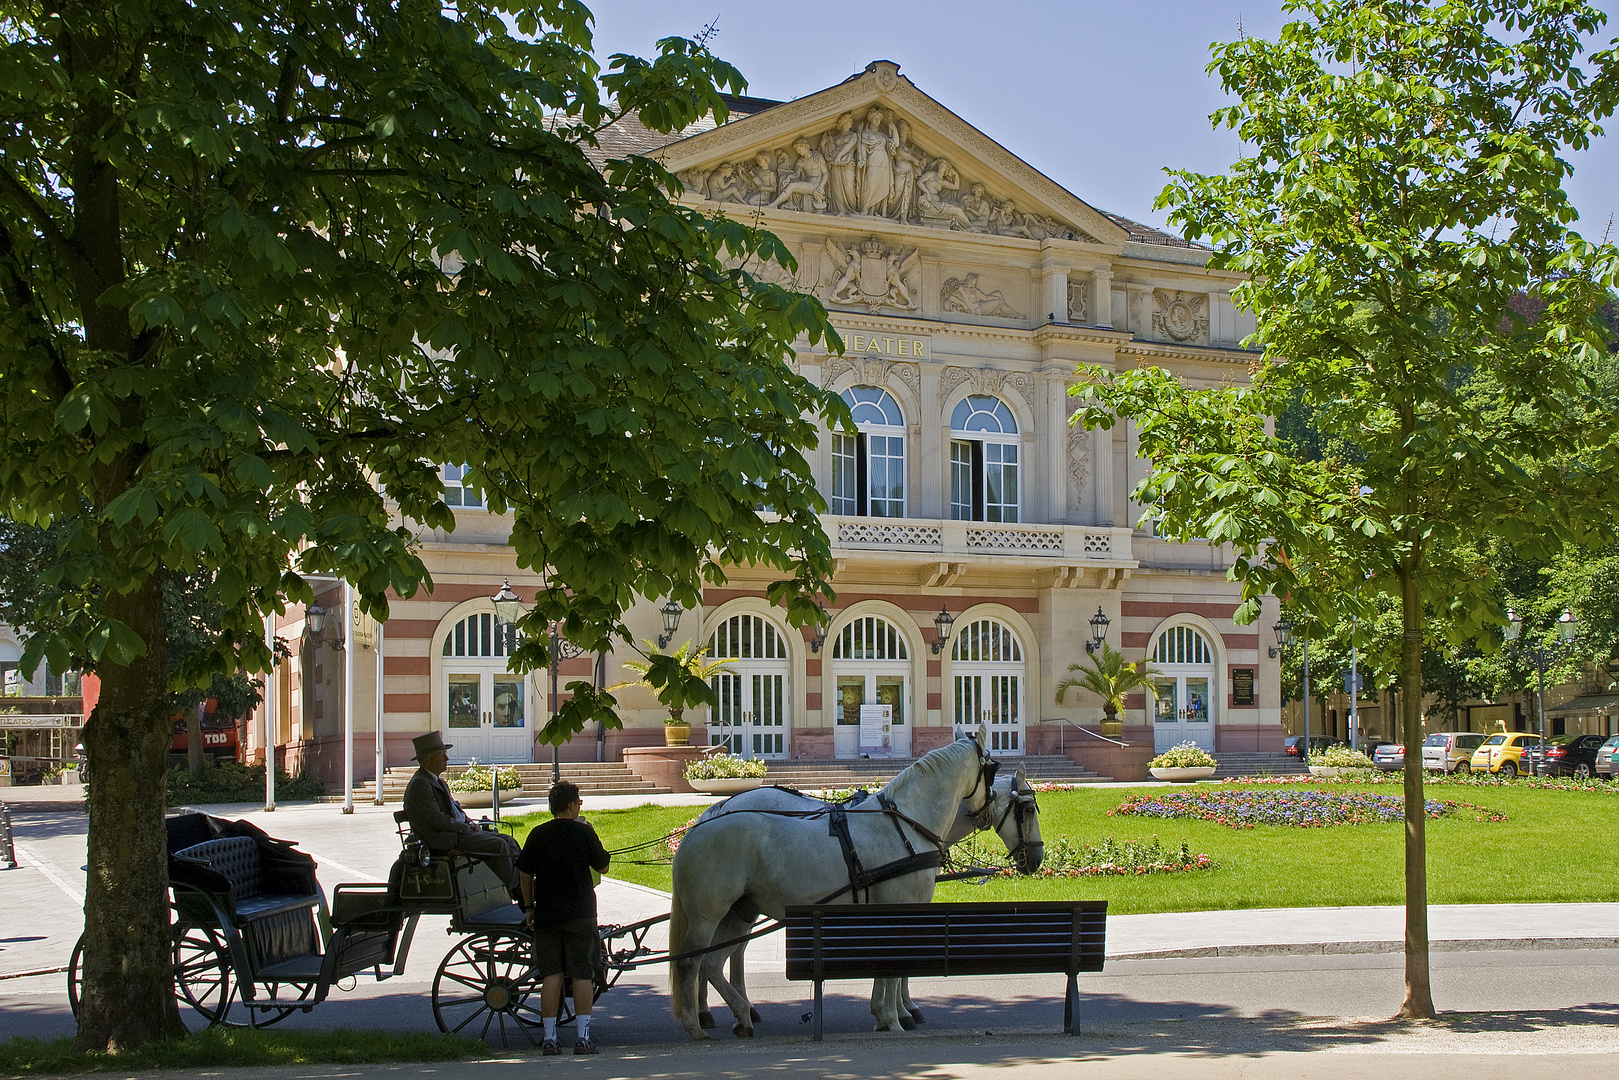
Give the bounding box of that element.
[941,274,1023,320]
[679,106,1096,242]
[826,236,920,313]
[1152,289,1210,344]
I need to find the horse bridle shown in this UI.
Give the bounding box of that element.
[970,744,1042,873]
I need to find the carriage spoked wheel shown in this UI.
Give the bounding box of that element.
[432,932,546,1046]
[67,918,238,1029]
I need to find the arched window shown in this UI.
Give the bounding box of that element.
[706,614,790,758]
[832,386,906,518]
[952,618,1026,754]
[1152,626,1212,665]
[437,609,527,762]
[832,615,910,660]
[950,395,1018,522]
[442,612,519,657]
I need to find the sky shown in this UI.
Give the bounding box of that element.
[587,0,1619,238]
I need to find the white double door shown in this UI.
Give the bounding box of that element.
[1152,670,1215,752]
[710,669,788,759]
[444,667,532,763]
[954,672,1024,755]
[834,669,911,758]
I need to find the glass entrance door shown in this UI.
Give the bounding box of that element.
[709,671,788,759]
[833,672,910,758]
[954,673,1023,754]
[1152,674,1213,752]
[444,671,529,762]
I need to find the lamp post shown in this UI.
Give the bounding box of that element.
[930,604,957,655]
[1275,617,1311,765]
[657,600,684,649]
[1085,607,1111,655]
[1505,608,1577,776]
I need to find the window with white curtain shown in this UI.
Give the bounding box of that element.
[949,396,1018,522]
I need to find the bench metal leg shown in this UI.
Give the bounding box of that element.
[1064,972,1078,1035]
[813,980,823,1041]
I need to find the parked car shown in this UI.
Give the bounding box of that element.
[1284,735,1335,760]
[1534,733,1610,779]
[1422,732,1487,774]
[1372,743,1405,771]
[1468,732,1543,777]
[1596,734,1619,780]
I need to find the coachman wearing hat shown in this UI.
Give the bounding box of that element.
[402,731,522,896]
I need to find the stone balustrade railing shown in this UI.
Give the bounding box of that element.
[827,516,1134,562]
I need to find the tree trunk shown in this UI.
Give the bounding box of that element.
[1395,566,1435,1019]
[76,573,185,1050]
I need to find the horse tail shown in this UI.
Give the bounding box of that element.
[668,885,688,1020]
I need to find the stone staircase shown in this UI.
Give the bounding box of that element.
[1211,752,1310,780]
[377,761,671,801]
[761,754,1112,792]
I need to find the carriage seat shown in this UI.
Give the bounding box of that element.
[173,836,322,922]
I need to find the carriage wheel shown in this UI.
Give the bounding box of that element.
[432,932,545,1046]
[66,935,86,1019]
[172,921,236,1029]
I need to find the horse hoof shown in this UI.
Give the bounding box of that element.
[908,1008,927,1024]
[750,1007,762,1023]
[699,1011,716,1029]
[733,1023,754,1039]
[898,1014,917,1031]
[687,1029,712,1041]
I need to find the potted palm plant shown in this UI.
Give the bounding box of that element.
[1055,643,1160,738]
[614,640,735,747]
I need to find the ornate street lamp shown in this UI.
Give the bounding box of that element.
[657,599,684,649]
[930,604,957,655]
[1274,617,1313,765]
[808,603,829,654]
[1085,607,1111,655]
[491,579,522,624]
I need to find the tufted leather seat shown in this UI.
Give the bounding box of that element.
[174,837,321,922]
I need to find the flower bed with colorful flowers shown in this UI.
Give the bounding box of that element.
[949,831,1216,877]
[1111,789,1507,829]
[1221,772,1618,793]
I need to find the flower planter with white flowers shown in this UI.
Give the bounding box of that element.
[1146,742,1219,783]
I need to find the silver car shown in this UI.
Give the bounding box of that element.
[1597,734,1619,780]
[1422,732,1486,774]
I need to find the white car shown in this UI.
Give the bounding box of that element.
[1421,732,1486,774]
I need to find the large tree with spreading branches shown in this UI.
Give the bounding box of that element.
[0,0,839,1050]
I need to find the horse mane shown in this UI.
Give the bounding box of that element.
[882,738,977,804]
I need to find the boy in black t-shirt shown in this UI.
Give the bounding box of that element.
[517,780,611,1055]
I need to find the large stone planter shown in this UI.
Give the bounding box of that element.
[1309,765,1350,777]
[686,776,764,795]
[1149,766,1217,782]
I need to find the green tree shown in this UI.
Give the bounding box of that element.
[1074,0,1619,1018]
[1054,643,1161,728]
[0,0,838,1050]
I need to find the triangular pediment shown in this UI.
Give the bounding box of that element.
[657,61,1128,248]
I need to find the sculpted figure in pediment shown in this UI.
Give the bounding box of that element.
[941,274,1022,319]
[706,161,745,204]
[961,182,994,231]
[826,236,920,313]
[821,112,860,215]
[741,152,780,206]
[916,159,972,230]
[856,107,899,216]
[889,120,924,223]
[770,137,829,212]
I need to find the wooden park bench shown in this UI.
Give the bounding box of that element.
[784,900,1107,1040]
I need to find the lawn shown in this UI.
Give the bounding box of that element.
[507,782,1619,916]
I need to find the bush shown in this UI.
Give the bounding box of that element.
[1147,741,1217,769]
[446,762,521,792]
[165,760,324,805]
[1312,744,1375,769]
[684,754,769,780]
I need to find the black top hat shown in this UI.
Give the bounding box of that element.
[412,731,453,760]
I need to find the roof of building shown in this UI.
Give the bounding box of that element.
[581,93,1203,250]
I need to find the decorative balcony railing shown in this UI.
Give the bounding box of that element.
[828,516,1133,562]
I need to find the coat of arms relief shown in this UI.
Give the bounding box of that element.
[1152,290,1210,344]
[825,236,920,313]
[678,106,1094,243]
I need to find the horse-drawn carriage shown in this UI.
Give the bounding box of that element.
[67,734,1079,1045]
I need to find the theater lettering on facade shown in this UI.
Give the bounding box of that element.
[254,60,1284,784]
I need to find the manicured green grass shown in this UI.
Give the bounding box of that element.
[0,1028,479,1077]
[537,784,1619,916]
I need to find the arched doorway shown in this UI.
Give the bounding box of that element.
[1151,625,1217,752]
[952,618,1026,754]
[832,615,912,758]
[706,614,790,759]
[439,611,529,762]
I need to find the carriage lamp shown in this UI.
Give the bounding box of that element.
[1085,606,1111,655]
[491,579,523,623]
[1272,616,1295,655]
[657,599,684,649]
[809,602,830,653]
[930,604,956,655]
[303,604,343,651]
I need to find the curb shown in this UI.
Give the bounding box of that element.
[0,965,68,981]
[1111,936,1619,960]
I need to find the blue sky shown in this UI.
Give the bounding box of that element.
[588,0,1619,238]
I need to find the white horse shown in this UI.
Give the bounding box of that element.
[668,733,1044,1039]
[689,766,1042,1032]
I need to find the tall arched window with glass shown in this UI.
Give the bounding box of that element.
[951,618,1025,754]
[439,611,526,761]
[1150,625,1216,753]
[706,614,790,758]
[949,396,1018,522]
[832,387,906,517]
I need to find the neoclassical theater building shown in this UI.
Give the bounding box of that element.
[257,61,1284,786]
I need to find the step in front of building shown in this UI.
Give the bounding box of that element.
[1210,753,1310,779]
[376,761,670,800]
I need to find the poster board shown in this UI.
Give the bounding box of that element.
[859,704,892,758]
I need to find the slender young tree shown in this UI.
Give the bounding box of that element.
[0,0,838,1050]
[1074,0,1619,1018]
